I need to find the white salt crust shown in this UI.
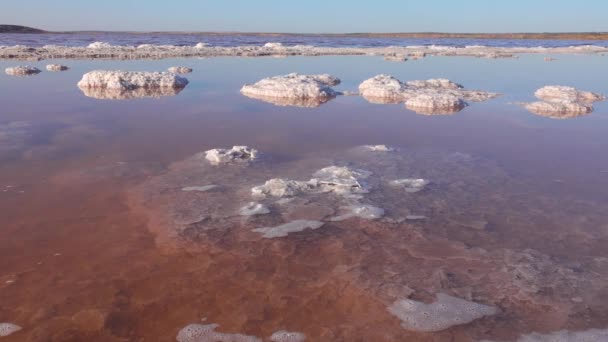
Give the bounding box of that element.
[204,146,258,165]
[46,64,69,71]
[168,66,193,74]
[240,73,341,106]
[239,202,271,216]
[269,330,307,342]
[389,178,430,193]
[5,65,41,76]
[176,323,262,342]
[253,220,325,238]
[0,323,22,337]
[181,185,218,192]
[523,85,605,118]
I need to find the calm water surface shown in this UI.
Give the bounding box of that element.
[0,55,607,341]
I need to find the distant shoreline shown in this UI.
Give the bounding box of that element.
[2,25,608,40]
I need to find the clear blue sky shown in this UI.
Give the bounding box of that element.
[2,0,607,33]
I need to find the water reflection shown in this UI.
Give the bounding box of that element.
[78,86,185,100]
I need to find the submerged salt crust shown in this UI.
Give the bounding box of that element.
[253,220,325,238]
[388,293,498,332]
[176,323,262,342]
[523,85,605,118]
[269,330,307,342]
[0,323,22,337]
[204,146,258,165]
[5,65,41,76]
[482,328,608,342]
[240,73,341,107]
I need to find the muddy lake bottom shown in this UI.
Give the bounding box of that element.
[1,55,608,341]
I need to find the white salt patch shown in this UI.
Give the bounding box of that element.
[77,70,189,90]
[168,66,193,74]
[358,74,408,102]
[534,85,604,103]
[5,66,41,76]
[240,73,340,103]
[253,220,324,238]
[239,202,270,216]
[384,54,408,62]
[389,179,430,193]
[312,166,372,195]
[195,42,209,49]
[269,330,307,342]
[362,145,395,152]
[46,64,69,71]
[482,328,608,342]
[204,146,258,165]
[405,94,465,114]
[331,204,385,221]
[137,44,154,49]
[388,293,498,332]
[176,323,262,342]
[181,185,218,192]
[406,79,463,89]
[523,85,604,117]
[252,178,314,198]
[0,323,22,337]
[264,42,285,48]
[87,41,113,49]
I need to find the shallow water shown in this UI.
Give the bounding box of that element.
[0,55,607,341]
[2,32,608,48]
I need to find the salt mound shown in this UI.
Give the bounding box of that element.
[168,66,193,74]
[0,323,22,337]
[362,145,395,152]
[405,94,465,115]
[406,79,463,89]
[388,293,498,332]
[79,86,184,100]
[240,73,341,106]
[176,323,262,342]
[252,178,314,198]
[5,65,41,76]
[312,166,372,195]
[269,331,307,342]
[389,178,430,193]
[239,202,270,216]
[77,70,189,91]
[253,220,324,238]
[534,85,604,103]
[264,42,285,48]
[87,41,113,49]
[195,42,209,49]
[331,204,385,221]
[46,64,69,71]
[523,85,604,118]
[204,146,258,165]
[358,74,408,103]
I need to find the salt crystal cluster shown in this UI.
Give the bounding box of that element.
[330,204,385,221]
[240,73,341,107]
[77,70,189,92]
[389,178,430,193]
[523,85,605,118]
[5,65,41,76]
[46,64,69,71]
[239,202,270,216]
[482,328,608,342]
[168,66,193,74]
[87,41,113,49]
[264,42,285,49]
[359,74,498,114]
[362,145,395,152]
[176,323,262,342]
[387,293,498,332]
[0,323,22,337]
[253,220,325,238]
[269,331,307,342]
[204,146,258,165]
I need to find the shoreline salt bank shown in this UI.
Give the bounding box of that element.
[1,42,607,61]
[76,70,189,100]
[124,143,608,340]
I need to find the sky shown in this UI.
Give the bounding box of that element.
[1,0,607,33]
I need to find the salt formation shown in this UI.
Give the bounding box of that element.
[330,204,385,221]
[387,293,498,332]
[181,185,218,192]
[514,328,608,342]
[46,64,69,71]
[87,41,113,49]
[389,179,430,193]
[239,202,270,216]
[204,146,258,165]
[359,74,498,113]
[77,70,189,91]
[5,65,41,76]
[0,323,21,337]
[253,220,325,238]
[264,42,285,49]
[194,42,209,49]
[252,179,314,198]
[176,323,262,342]
[168,66,193,74]
[269,331,307,342]
[240,73,341,107]
[384,54,408,62]
[362,145,395,152]
[523,85,605,118]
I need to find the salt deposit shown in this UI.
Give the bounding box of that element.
[389,179,430,193]
[0,323,21,337]
[77,70,188,90]
[240,73,341,106]
[87,41,113,49]
[252,178,314,198]
[46,64,69,71]
[362,145,395,152]
[264,42,285,49]
[312,166,372,195]
[358,74,408,103]
[384,54,408,62]
[5,65,41,76]
[523,85,605,118]
[204,146,258,165]
[253,220,325,238]
[269,331,307,342]
[176,323,262,342]
[194,42,209,49]
[387,293,498,332]
[168,66,193,74]
[330,204,385,221]
[239,202,270,216]
[483,328,608,342]
[181,185,218,192]
[405,94,466,114]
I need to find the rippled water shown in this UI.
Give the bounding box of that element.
[0,54,607,341]
[2,32,608,48]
